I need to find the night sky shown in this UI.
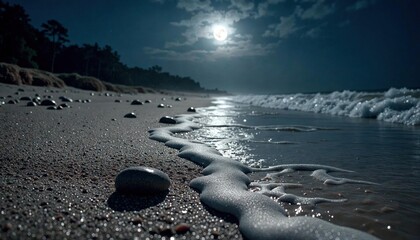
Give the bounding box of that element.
[7,0,420,93]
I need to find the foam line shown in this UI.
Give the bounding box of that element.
[311,169,379,185]
[149,114,379,240]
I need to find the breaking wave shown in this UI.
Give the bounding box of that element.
[232,88,420,126]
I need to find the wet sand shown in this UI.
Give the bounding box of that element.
[0,83,242,239]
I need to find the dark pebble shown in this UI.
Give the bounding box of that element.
[59,103,70,108]
[175,97,182,101]
[115,99,121,103]
[187,107,196,112]
[124,112,137,118]
[7,100,17,104]
[131,217,143,225]
[158,104,165,108]
[47,106,57,110]
[20,96,31,101]
[145,100,152,103]
[174,223,190,234]
[40,99,57,106]
[115,166,170,195]
[27,101,37,107]
[2,223,12,232]
[131,100,143,105]
[159,116,176,124]
[59,96,73,102]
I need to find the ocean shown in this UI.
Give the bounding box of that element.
[178,88,420,240]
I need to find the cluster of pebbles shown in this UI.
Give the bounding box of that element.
[0,84,240,239]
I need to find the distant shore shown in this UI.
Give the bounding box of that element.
[0,83,242,239]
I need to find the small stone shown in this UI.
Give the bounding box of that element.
[145,100,152,103]
[2,223,12,232]
[174,223,190,234]
[187,107,196,112]
[158,226,173,236]
[159,116,176,124]
[131,217,143,225]
[175,97,182,101]
[57,106,64,110]
[59,103,70,108]
[158,104,165,108]
[20,96,31,101]
[28,101,36,106]
[115,166,170,195]
[40,99,57,106]
[59,96,73,102]
[167,105,172,108]
[131,100,143,105]
[7,99,17,104]
[124,112,137,118]
[114,99,121,103]
[47,106,57,110]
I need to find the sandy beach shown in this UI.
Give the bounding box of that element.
[0,83,242,239]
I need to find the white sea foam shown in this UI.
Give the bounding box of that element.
[149,114,378,240]
[231,88,420,126]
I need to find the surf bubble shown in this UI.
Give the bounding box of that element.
[149,114,379,240]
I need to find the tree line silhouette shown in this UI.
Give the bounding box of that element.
[0,0,214,92]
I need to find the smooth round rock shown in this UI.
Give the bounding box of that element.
[27,101,37,107]
[40,99,56,106]
[187,107,196,112]
[47,106,57,110]
[59,96,73,102]
[124,112,137,118]
[145,100,152,103]
[157,104,165,108]
[159,116,176,124]
[20,96,31,101]
[115,166,170,195]
[131,100,143,105]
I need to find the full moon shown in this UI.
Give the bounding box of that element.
[213,25,228,41]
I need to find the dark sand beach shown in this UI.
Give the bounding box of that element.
[0,83,242,239]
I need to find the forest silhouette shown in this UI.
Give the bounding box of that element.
[0,0,218,92]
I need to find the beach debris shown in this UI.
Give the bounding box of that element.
[131,100,143,105]
[187,107,196,112]
[40,99,57,106]
[159,116,176,124]
[158,104,165,108]
[59,96,73,102]
[115,166,170,195]
[145,100,152,103]
[124,112,137,118]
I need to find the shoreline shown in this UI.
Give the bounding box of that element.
[0,83,242,239]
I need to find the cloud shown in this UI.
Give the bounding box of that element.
[167,9,250,48]
[297,0,335,20]
[145,36,280,62]
[263,14,299,38]
[303,23,326,38]
[177,0,213,12]
[257,0,285,18]
[229,0,254,12]
[346,0,377,11]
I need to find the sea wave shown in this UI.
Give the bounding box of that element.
[231,88,420,126]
